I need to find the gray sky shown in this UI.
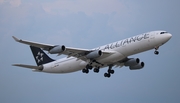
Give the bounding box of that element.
[0,0,180,103]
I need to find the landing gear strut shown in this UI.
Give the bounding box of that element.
[104,65,114,78]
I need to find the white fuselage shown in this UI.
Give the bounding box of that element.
[41,31,172,73]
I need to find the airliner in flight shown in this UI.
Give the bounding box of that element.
[12,30,172,78]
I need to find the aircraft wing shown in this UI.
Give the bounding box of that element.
[12,36,114,60]
[12,36,54,50]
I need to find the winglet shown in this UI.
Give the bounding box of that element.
[12,36,21,42]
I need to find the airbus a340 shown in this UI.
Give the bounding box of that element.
[12,30,172,78]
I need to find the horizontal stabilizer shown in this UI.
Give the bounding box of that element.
[12,64,43,70]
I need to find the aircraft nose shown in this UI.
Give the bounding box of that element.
[166,33,172,40]
[162,33,172,43]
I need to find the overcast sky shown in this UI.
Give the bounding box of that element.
[0,0,180,103]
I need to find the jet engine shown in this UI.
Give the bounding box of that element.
[124,58,145,70]
[124,58,140,66]
[49,45,66,54]
[129,62,144,70]
[86,50,102,59]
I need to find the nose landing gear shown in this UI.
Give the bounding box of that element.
[154,51,159,55]
[154,46,159,55]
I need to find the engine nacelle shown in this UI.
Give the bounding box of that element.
[49,45,66,54]
[124,58,140,66]
[86,50,102,59]
[129,62,145,70]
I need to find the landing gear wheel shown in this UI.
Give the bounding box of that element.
[93,68,99,73]
[82,69,86,73]
[108,69,114,74]
[104,73,111,78]
[86,64,93,70]
[104,73,108,77]
[82,69,89,74]
[85,69,89,74]
[154,51,159,55]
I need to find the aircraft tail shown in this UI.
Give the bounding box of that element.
[30,46,55,66]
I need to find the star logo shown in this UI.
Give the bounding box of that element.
[36,52,44,63]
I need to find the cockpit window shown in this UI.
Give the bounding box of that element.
[160,32,168,34]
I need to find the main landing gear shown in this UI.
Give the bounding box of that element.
[82,60,114,78]
[154,46,159,55]
[82,64,100,74]
[82,64,115,78]
[104,65,114,78]
[82,64,92,74]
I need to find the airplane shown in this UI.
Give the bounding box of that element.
[12,30,172,78]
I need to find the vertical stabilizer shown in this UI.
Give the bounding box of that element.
[30,46,54,66]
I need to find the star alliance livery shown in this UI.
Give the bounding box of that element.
[12,31,172,78]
